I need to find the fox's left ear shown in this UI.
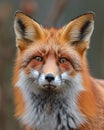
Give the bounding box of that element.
[14,11,45,50]
[61,12,94,53]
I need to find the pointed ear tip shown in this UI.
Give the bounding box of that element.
[76,12,95,21]
[84,11,95,20]
[14,11,36,23]
[14,10,25,17]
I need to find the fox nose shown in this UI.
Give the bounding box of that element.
[45,73,55,83]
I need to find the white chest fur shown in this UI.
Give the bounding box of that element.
[16,71,86,130]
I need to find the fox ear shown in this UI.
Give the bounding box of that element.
[14,11,45,47]
[61,12,94,52]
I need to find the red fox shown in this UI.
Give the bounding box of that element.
[13,11,104,130]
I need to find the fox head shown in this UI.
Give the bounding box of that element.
[14,11,94,92]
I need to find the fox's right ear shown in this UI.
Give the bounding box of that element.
[60,12,94,54]
[14,11,45,49]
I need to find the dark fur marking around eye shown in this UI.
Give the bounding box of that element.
[17,19,25,34]
[68,58,82,71]
[80,20,91,40]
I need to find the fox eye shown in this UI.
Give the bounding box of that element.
[59,57,68,64]
[34,56,43,62]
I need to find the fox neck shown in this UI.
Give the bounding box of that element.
[15,70,86,130]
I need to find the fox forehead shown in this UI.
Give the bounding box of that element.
[22,39,79,59]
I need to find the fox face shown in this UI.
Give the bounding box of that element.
[18,39,83,91]
[13,12,96,130]
[14,12,94,92]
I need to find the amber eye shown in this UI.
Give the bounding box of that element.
[34,56,43,62]
[59,57,68,64]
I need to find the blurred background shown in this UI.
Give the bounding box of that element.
[0,0,104,130]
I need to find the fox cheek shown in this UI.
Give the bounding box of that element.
[38,74,46,86]
[31,70,40,79]
[59,63,74,75]
[61,72,69,80]
[24,58,43,75]
[53,75,62,86]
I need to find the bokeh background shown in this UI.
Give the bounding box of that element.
[0,0,104,130]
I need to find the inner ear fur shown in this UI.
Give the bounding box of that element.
[14,11,46,50]
[60,12,94,53]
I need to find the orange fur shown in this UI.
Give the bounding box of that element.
[13,11,104,130]
[14,87,25,117]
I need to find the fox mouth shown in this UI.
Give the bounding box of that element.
[43,84,56,90]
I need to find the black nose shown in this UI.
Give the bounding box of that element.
[45,73,55,82]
